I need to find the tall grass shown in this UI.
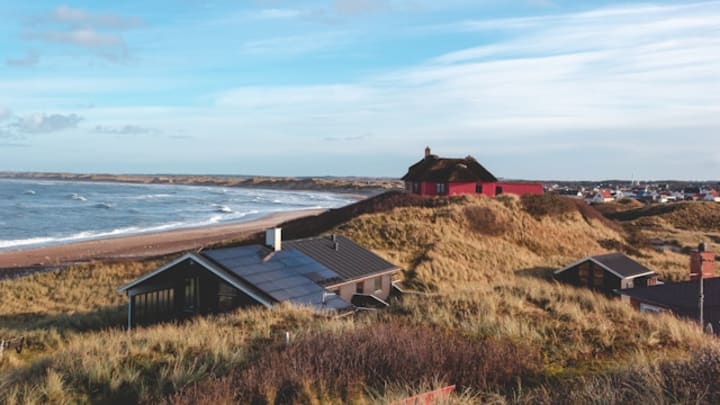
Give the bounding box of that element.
[0,193,717,403]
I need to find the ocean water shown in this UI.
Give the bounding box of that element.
[0,179,355,251]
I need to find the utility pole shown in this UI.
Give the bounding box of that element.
[700,271,704,327]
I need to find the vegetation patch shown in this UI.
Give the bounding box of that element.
[464,206,509,236]
[520,194,576,219]
[171,323,541,404]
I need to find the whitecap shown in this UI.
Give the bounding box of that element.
[23,190,36,195]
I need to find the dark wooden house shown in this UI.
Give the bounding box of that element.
[554,252,658,295]
[118,228,401,329]
[618,244,718,332]
[401,147,543,197]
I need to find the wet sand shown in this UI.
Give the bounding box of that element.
[0,209,325,273]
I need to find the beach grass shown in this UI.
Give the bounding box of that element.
[1,193,718,403]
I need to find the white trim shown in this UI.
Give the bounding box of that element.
[117,253,273,309]
[554,256,656,280]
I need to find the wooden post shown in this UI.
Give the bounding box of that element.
[127,293,134,331]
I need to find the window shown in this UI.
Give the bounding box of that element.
[413,182,420,193]
[184,277,199,313]
[436,183,446,194]
[374,277,382,292]
[356,282,364,294]
[495,186,503,195]
[476,184,483,194]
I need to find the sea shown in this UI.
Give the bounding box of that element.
[0,178,356,252]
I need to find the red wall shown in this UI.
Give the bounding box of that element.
[448,182,476,195]
[406,181,542,197]
[496,182,543,196]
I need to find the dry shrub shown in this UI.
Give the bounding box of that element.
[522,347,720,404]
[171,323,541,404]
[521,194,575,219]
[464,206,509,236]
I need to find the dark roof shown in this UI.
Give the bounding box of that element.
[401,155,498,183]
[619,278,720,309]
[283,235,399,284]
[555,252,656,279]
[202,246,351,311]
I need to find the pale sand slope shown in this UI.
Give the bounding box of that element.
[0,209,325,271]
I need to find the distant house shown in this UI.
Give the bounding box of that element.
[118,228,401,329]
[587,190,614,204]
[618,244,718,330]
[704,190,720,202]
[401,147,543,197]
[554,252,658,295]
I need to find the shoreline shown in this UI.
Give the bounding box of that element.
[0,172,401,195]
[0,208,326,275]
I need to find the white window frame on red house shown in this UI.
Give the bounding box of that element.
[436,183,446,194]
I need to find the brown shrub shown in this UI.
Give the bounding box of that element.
[464,206,509,236]
[521,194,575,219]
[171,323,541,404]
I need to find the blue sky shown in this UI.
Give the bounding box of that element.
[0,0,718,180]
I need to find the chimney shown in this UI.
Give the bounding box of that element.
[265,227,282,252]
[424,146,431,158]
[690,242,716,280]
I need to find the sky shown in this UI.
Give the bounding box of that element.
[0,0,718,180]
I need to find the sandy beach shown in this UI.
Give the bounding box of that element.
[0,209,325,274]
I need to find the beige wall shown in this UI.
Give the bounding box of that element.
[332,273,394,303]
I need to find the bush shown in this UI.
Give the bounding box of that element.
[520,194,575,219]
[171,323,541,404]
[464,206,509,236]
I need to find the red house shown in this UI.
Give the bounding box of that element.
[401,147,543,197]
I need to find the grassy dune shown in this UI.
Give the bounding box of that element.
[1,194,718,404]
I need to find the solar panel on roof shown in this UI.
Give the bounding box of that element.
[200,245,350,310]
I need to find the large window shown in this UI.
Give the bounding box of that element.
[184,277,199,313]
[133,288,174,325]
[374,277,382,292]
[413,182,420,193]
[436,183,446,194]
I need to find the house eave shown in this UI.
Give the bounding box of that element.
[324,267,402,289]
[117,252,274,309]
[554,256,656,280]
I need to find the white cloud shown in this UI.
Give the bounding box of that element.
[50,5,144,29]
[0,107,11,121]
[238,32,346,56]
[22,6,142,61]
[251,8,305,19]
[13,113,83,134]
[94,124,156,135]
[28,29,125,48]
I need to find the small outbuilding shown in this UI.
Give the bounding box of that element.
[554,252,658,295]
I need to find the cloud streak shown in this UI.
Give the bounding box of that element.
[13,113,83,134]
[22,6,143,62]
